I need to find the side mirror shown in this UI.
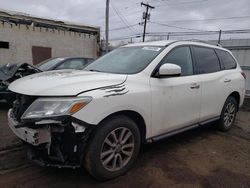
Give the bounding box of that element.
[158,63,181,76]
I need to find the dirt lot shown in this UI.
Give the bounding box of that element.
[0,99,249,188]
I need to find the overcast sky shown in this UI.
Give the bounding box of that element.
[0,0,250,44]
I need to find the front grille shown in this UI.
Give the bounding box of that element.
[12,94,37,121]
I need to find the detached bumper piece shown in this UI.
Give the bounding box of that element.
[8,109,94,168]
[8,111,51,145]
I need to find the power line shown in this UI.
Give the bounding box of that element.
[149,21,207,32]
[106,14,250,27]
[110,2,137,34]
[108,0,207,19]
[109,0,200,20]
[153,15,250,23]
[109,29,250,41]
[153,0,208,7]
[101,14,250,33]
[100,23,139,33]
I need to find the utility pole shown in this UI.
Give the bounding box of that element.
[218,29,222,44]
[105,0,110,53]
[167,33,170,40]
[141,2,155,42]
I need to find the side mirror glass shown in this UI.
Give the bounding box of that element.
[158,63,181,76]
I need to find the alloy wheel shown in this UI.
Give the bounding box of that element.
[224,102,236,128]
[100,127,135,172]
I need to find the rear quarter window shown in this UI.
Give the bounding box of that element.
[215,50,237,70]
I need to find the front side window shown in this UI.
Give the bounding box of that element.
[216,50,237,70]
[161,46,193,76]
[193,46,221,74]
[85,46,163,74]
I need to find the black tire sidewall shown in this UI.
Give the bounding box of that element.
[218,96,237,132]
[85,115,141,181]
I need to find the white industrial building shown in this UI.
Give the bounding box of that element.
[220,39,250,96]
[0,10,100,65]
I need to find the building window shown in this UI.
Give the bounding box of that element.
[0,41,9,49]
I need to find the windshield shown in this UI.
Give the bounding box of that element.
[85,46,163,74]
[37,58,65,71]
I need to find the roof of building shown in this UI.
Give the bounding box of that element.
[0,9,99,35]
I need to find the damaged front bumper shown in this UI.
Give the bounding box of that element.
[8,109,94,168]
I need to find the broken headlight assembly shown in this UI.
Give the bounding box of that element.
[21,97,92,120]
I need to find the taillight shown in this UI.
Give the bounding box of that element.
[241,71,246,79]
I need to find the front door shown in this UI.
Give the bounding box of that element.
[150,46,201,137]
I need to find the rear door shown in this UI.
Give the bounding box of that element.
[192,46,228,121]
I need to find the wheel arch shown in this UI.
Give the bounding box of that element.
[97,110,147,143]
[228,91,240,111]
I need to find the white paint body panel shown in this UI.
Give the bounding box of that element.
[199,67,245,122]
[9,70,127,96]
[9,41,246,140]
[73,73,152,138]
[150,75,201,136]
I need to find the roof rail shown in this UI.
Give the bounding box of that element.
[185,39,222,47]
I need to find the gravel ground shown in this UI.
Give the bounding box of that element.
[0,99,249,188]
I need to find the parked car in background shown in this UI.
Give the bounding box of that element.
[0,57,94,104]
[0,63,41,103]
[36,57,94,71]
[8,40,246,180]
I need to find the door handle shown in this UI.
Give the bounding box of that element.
[190,83,200,89]
[224,79,231,83]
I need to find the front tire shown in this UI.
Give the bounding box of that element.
[84,115,141,181]
[218,96,237,132]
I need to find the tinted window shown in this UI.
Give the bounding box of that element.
[56,59,88,70]
[161,46,193,76]
[193,47,221,74]
[216,50,236,70]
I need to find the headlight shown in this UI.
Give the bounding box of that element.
[21,97,92,120]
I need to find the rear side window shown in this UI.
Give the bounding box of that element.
[216,50,237,70]
[161,46,193,76]
[193,46,221,74]
[56,59,87,70]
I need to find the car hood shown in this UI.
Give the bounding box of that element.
[9,70,127,96]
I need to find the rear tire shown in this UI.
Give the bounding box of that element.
[84,115,141,181]
[218,96,237,132]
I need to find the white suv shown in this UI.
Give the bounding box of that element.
[8,40,246,180]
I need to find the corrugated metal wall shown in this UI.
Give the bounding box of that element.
[220,39,250,95]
